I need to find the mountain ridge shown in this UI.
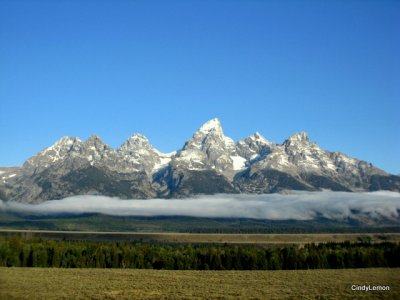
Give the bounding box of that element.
[1,118,399,203]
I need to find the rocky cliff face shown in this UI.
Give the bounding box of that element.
[1,118,399,203]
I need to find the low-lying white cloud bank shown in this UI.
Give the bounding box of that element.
[1,191,399,221]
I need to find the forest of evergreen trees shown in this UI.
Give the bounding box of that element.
[0,237,399,270]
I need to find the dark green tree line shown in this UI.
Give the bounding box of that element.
[0,237,399,270]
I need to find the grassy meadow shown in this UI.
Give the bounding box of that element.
[1,267,398,299]
[1,231,399,298]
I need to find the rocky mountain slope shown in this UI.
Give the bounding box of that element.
[1,118,399,203]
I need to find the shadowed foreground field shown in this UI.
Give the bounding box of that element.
[0,268,398,299]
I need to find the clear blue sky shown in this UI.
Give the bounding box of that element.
[1,0,399,174]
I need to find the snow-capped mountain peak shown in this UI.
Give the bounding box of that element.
[23,136,84,171]
[285,131,310,144]
[253,132,265,140]
[81,135,116,166]
[50,136,83,149]
[198,118,223,134]
[236,132,274,162]
[3,118,399,204]
[248,132,271,144]
[129,133,149,142]
[86,134,101,142]
[46,136,83,156]
[118,134,174,174]
[119,134,152,151]
[183,118,232,151]
[85,135,111,151]
[173,118,243,175]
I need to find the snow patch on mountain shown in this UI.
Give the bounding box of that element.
[1,118,398,204]
[231,156,246,170]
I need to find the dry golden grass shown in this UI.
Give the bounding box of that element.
[0,268,398,299]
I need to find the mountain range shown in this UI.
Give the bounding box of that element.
[1,118,399,203]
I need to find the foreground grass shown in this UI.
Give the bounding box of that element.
[0,268,398,299]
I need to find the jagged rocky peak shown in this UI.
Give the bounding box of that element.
[55,136,83,146]
[119,134,153,152]
[85,135,112,152]
[285,131,310,144]
[236,132,274,161]
[118,133,174,174]
[23,136,84,170]
[198,118,223,134]
[281,132,345,176]
[252,131,267,140]
[174,119,245,174]
[246,132,272,146]
[49,136,83,151]
[82,135,117,166]
[118,134,165,159]
[183,118,235,151]
[283,131,311,146]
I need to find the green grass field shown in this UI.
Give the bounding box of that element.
[1,268,398,299]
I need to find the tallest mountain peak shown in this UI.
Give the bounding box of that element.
[198,118,223,134]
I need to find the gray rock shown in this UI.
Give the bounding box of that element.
[1,118,398,203]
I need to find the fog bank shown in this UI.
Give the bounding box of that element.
[1,191,399,221]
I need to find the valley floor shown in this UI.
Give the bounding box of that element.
[0,267,398,299]
[1,229,400,244]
